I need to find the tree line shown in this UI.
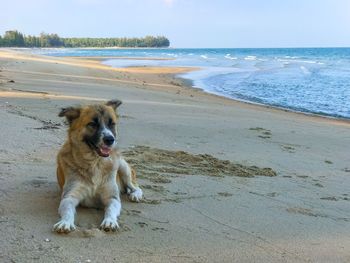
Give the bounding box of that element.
[0,30,170,48]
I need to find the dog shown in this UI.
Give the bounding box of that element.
[53,99,143,233]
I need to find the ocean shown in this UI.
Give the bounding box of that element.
[32,48,350,119]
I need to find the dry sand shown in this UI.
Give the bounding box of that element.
[0,48,349,263]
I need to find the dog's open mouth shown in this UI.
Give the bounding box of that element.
[96,145,112,157]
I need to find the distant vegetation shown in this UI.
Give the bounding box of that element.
[0,30,170,48]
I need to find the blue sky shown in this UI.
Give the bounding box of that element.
[1,0,350,48]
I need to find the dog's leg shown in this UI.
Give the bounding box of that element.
[118,158,143,202]
[53,196,79,233]
[99,183,121,232]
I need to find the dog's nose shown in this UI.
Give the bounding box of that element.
[103,135,115,146]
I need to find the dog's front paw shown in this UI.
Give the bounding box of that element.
[53,219,76,233]
[129,188,143,202]
[100,218,119,232]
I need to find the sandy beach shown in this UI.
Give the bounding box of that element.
[0,48,349,262]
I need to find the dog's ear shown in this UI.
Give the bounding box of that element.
[106,99,122,111]
[58,107,81,124]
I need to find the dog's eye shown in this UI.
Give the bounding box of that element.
[108,118,115,127]
[87,122,98,128]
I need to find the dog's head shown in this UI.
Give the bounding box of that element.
[59,100,122,158]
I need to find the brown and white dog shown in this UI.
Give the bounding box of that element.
[53,99,142,233]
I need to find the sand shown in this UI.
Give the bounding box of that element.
[0,48,349,263]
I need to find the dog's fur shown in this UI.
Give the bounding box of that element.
[53,99,142,233]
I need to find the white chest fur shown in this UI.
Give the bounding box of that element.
[78,157,119,208]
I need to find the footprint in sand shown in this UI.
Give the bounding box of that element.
[280,144,296,153]
[320,196,338,201]
[125,209,142,216]
[152,227,168,232]
[286,207,320,217]
[140,198,162,205]
[314,182,324,188]
[266,192,278,197]
[217,192,233,197]
[249,127,272,139]
[296,175,309,179]
[26,177,53,188]
[68,228,106,238]
[320,196,349,201]
[137,222,148,228]
[142,184,167,193]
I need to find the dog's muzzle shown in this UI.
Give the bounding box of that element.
[95,128,116,157]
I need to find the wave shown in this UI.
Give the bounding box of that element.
[224,54,237,60]
[244,56,257,61]
[163,53,178,57]
[278,58,324,65]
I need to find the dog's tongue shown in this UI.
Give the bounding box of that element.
[99,145,111,157]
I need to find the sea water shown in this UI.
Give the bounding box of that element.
[34,48,350,119]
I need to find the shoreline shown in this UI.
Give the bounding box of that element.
[172,73,350,124]
[68,56,174,61]
[183,79,350,124]
[1,48,349,125]
[78,53,350,124]
[67,52,350,125]
[6,47,350,122]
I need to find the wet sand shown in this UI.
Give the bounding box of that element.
[0,48,349,262]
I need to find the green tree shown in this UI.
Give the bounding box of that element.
[3,30,25,46]
[1,30,170,48]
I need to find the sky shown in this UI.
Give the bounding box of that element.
[1,0,350,48]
